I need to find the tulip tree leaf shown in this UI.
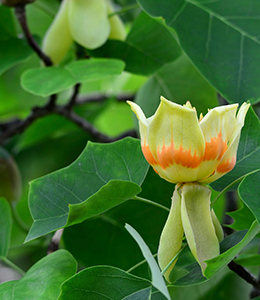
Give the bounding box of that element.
[58,266,151,300]
[26,137,149,242]
[204,220,260,278]
[0,198,12,257]
[0,38,34,76]
[125,224,171,300]
[135,54,218,119]
[0,250,77,300]
[138,0,260,104]
[63,167,171,276]
[238,170,260,226]
[89,12,182,75]
[211,107,260,191]
[226,203,255,231]
[21,59,125,97]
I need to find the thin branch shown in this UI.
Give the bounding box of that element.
[228,260,260,291]
[65,83,81,110]
[0,95,138,144]
[76,93,135,105]
[14,4,52,66]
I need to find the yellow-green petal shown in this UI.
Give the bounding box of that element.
[42,0,73,65]
[200,103,250,184]
[68,0,110,49]
[158,185,183,282]
[181,183,219,274]
[147,96,205,183]
[106,0,126,40]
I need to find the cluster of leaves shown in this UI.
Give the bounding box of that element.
[1,0,260,299]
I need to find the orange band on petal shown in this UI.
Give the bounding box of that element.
[142,142,158,166]
[157,141,202,170]
[216,157,236,173]
[204,133,227,161]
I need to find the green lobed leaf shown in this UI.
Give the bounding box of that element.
[89,12,181,75]
[204,220,260,278]
[138,0,260,104]
[125,224,171,300]
[0,198,12,257]
[67,180,141,226]
[58,265,151,300]
[211,106,260,191]
[135,54,218,119]
[63,167,171,277]
[226,203,255,231]
[0,249,77,300]
[26,137,149,242]
[21,59,125,97]
[0,38,34,76]
[238,170,260,226]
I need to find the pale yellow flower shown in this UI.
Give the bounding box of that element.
[128,97,249,281]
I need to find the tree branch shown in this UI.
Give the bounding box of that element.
[228,260,260,291]
[0,94,138,144]
[14,4,52,66]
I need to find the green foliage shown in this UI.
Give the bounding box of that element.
[1,0,260,299]
[137,0,260,104]
[0,250,77,300]
[59,266,151,300]
[26,137,149,242]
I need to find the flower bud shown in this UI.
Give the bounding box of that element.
[42,0,73,65]
[0,147,21,204]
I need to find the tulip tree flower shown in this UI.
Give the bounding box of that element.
[127,96,250,281]
[43,0,126,64]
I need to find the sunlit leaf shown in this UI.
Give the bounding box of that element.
[0,250,77,300]
[21,59,125,97]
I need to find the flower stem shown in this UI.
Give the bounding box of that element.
[127,253,157,273]
[108,4,139,18]
[161,244,187,275]
[132,196,170,212]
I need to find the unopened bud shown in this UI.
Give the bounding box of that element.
[0,147,22,204]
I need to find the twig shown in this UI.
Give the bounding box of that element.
[47,228,64,255]
[76,93,135,105]
[14,4,52,66]
[228,260,260,291]
[0,98,137,144]
[65,83,81,109]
